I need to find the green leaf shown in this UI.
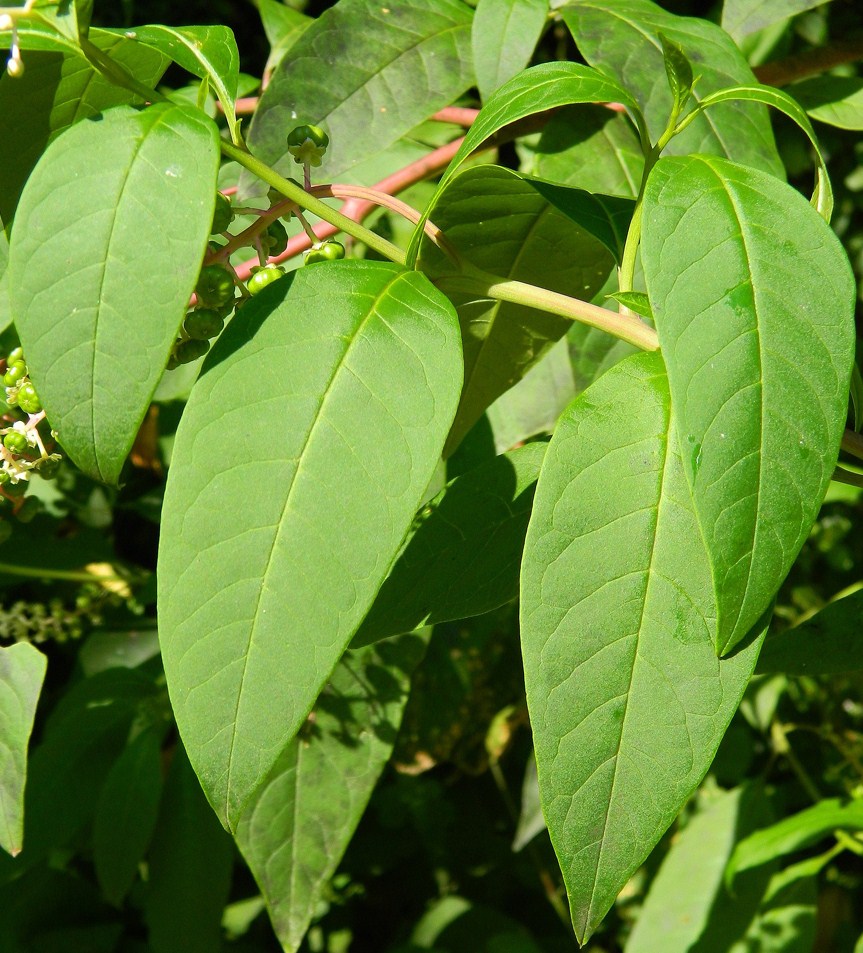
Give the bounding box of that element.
[256,0,311,78]
[103,25,240,139]
[727,799,863,882]
[605,291,652,319]
[691,83,833,219]
[520,351,764,943]
[560,0,783,177]
[158,261,462,831]
[0,643,46,857]
[235,632,427,952]
[31,0,92,42]
[0,227,10,335]
[512,753,545,851]
[247,0,474,183]
[659,32,694,114]
[419,165,614,453]
[9,102,220,485]
[721,0,833,41]
[757,591,863,675]
[352,443,546,648]
[93,728,164,906]
[0,18,84,55]
[0,34,170,226]
[144,744,234,953]
[532,104,644,198]
[471,0,548,101]
[407,61,642,263]
[641,155,856,655]
[791,76,863,131]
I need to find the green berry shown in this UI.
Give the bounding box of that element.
[211,191,233,234]
[3,431,28,454]
[195,265,235,309]
[174,339,210,364]
[183,309,224,340]
[4,361,27,387]
[262,219,288,257]
[304,241,346,265]
[6,347,23,365]
[17,382,42,415]
[286,124,329,167]
[37,457,60,480]
[247,266,285,296]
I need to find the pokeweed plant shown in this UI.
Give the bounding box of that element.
[1,0,862,948]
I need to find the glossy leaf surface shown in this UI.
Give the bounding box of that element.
[9,102,220,484]
[561,0,783,176]
[520,351,763,942]
[642,155,856,654]
[158,261,462,830]
[0,643,47,857]
[472,0,548,100]
[353,442,546,647]
[235,632,427,952]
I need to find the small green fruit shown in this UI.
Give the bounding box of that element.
[6,347,24,365]
[174,339,210,364]
[183,309,225,340]
[286,124,329,167]
[195,265,235,309]
[4,361,27,387]
[17,383,41,415]
[262,219,288,257]
[247,265,285,296]
[304,241,346,265]
[3,431,29,454]
[211,191,233,234]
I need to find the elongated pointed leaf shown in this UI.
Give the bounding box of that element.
[353,443,546,648]
[236,632,427,952]
[0,34,169,225]
[407,61,642,263]
[9,102,220,484]
[158,261,462,831]
[642,155,856,655]
[560,0,783,177]
[0,644,47,857]
[472,0,548,100]
[420,165,614,452]
[520,351,763,943]
[247,0,474,183]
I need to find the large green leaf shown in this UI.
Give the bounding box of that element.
[420,165,614,453]
[560,0,783,176]
[0,34,169,226]
[352,442,546,648]
[727,798,863,881]
[158,261,462,831]
[641,155,856,655]
[721,0,832,40]
[792,76,863,131]
[9,102,220,485]
[471,0,548,101]
[246,0,474,183]
[0,643,46,857]
[407,60,641,262]
[520,351,764,943]
[257,0,311,78]
[235,632,427,952]
[757,592,863,675]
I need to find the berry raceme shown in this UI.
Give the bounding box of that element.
[195,264,236,310]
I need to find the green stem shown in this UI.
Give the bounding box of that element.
[0,563,131,583]
[440,268,659,351]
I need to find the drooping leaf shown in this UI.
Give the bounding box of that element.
[471,0,548,101]
[247,0,474,184]
[0,34,170,226]
[791,76,863,131]
[235,632,427,953]
[31,0,92,42]
[520,351,764,943]
[9,102,220,485]
[721,0,833,40]
[727,798,863,882]
[756,592,863,675]
[560,0,783,177]
[641,155,856,655]
[103,25,240,138]
[659,31,694,115]
[0,643,47,857]
[144,744,234,953]
[158,261,462,831]
[419,165,614,452]
[352,443,546,648]
[407,60,643,262]
[93,728,164,906]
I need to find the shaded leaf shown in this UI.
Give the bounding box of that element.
[9,102,220,484]
[721,0,833,40]
[512,752,545,851]
[158,261,462,830]
[792,75,863,131]
[0,643,47,857]
[472,0,548,101]
[561,0,783,176]
[520,351,764,942]
[256,0,311,78]
[642,154,856,654]
[353,443,546,648]
[235,632,427,952]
